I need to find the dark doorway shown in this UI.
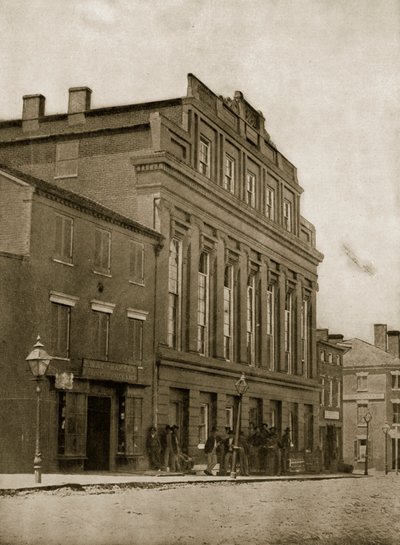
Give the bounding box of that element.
[85,396,111,471]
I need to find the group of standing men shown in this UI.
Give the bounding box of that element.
[204,425,292,476]
[147,423,292,476]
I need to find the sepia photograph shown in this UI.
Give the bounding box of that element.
[0,1,399,544]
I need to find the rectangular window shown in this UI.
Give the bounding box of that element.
[224,154,235,193]
[199,403,209,445]
[224,265,233,360]
[392,373,400,390]
[51,303,71,358]
[336,380,341,408]
[357,403,368,425]
[284,291,293,373]
[320,377,325,406]
[225,406,234,431]
[301,298,310,377]
[247,275,256,365]
[55,141,79,178]
[168,238,182,349]
[128,318,143,366]
[283,199,293,232]
[328,353,333,363]
[199,136,211,177]
[393,403,400,425]
[266,285,275,371]
[58,392,87,457]
[198,252,210,355]
[357,375,368,391]
[92,311,110,360]
[265,187,275,220]
[54,214,73,264]
[246,171,256,208]
[94,228,111,274]
[118,396,143,455]
[328,378,333,407]
[355,438,367,462]
[129,241,144,284]
[320,350,325,362]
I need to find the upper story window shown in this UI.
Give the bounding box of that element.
[94,228,111,275]
[246,171,256,208]
[328,352,333,363]
[357,403,368,425]
[284,291,293,372]
[199,136,211,177]
[336,380,341,408]
[55,141,79,178]
[54,214,73,265]
[266,284,276,371]
[198,252,210,356]
[320,377,325,406]
[301,298,310,377]
[129,241,144,285]
[357,374,368,392]
[223,265,234,361]
[90,300,115,361]
[247,274,256,365]
[168,238,182,349]
[335,354,341,366]
[224,154,235,194]
[49,292,79,359]
[128,318,144,366]
[393,402,400,425]
[320,350,325,362]
[328,378,333,407]
[283,199,293,233]
[265,186,275,220]
[391,372,400,390]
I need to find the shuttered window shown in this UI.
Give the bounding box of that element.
[129,241,144,284]
[55,141,79,178]
[51,303,71,358]
[54,214,73,264]
[94,228,111,274]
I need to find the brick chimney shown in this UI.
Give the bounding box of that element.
[68,87,92,125]
[387,331,400,359]
[374,324,387,351]
[22,94,45,132]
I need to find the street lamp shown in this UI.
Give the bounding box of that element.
[382,422,390,475]
[363,411,372,476]
[26,336,52,484]
[230,373,248,479]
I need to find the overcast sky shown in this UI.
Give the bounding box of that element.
[1,0,399,342]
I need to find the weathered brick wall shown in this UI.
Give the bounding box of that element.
[0,173,32,255]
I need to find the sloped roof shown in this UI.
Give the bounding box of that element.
[0,164,162,240]
[343,338,400,368]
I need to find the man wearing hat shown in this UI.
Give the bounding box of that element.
[146,426,162,470]
[223,429,236,475]
[280,427,291,475]
[204,426,219,476]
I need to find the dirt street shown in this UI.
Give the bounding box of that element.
[1,475,399,545]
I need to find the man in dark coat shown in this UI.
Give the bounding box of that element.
[204,427,219,475]
[146,426,162,470]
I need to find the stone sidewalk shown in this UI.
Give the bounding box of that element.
[0,470,364,494]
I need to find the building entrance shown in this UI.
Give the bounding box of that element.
[85,396,111,471]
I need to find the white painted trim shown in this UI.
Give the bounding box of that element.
[50,291,79,307]
[391,399,400,404]
[127,308,148,321]
[91,300,116,314]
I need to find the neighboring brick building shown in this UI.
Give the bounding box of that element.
[343,324,400,472]
[0,74,324,471]
[317,330,350,471]
[0,165,162,472]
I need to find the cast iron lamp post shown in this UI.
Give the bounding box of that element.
[363,411,372,476]
[230,373,248,479]
[382,422,390,475]
[26,336,52,484]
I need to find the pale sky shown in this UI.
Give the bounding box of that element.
[1,0,399,342]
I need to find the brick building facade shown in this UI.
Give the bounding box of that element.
[343,324,400,472]
[0,74,324,472]
[0,166,161,472]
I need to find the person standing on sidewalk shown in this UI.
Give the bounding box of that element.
[146,426,162,470]
[204,427,219,476]
[163,425,174,471]
[171,425,181,472]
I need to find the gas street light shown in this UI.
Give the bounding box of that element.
[382,422,390,475]
[230,373,249,479]
[363,411,372,476]
[26,336,52,484]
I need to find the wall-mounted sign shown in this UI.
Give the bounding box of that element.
[324,410,340,420]
[343,393,385,401]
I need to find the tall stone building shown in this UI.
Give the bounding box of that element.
[0,74,323,471]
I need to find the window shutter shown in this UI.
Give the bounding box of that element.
[54,215,63,257]
[94,229,102,268]
[65,393,87,456]
[63,217,72,261]
[353,439,358,461]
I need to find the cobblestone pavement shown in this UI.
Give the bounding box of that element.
[1,474,399,545]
